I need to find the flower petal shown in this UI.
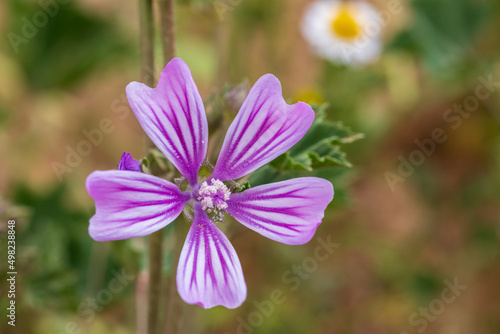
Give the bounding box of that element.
[118,152,142,172]
[226,177,333,245]
[126,58,208,185]
[210,74,315,181]
[86,170,189,241]
[177,203,246,309]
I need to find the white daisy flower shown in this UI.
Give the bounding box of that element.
[301,0,383,66]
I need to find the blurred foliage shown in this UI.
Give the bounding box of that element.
[6,0,133,90]
[10,183,106,308]
[390,0,495,75]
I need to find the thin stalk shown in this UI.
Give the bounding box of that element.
[139,0,160,333]
[147,230,163,334]
[158,1,178,333]
[163,223,185,334]
[135,271,149,334]
[216,14,230,87]
[163,236,178,334]
[140,0,155,87]
[159,0,176,64]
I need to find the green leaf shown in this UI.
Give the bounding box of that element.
[271,107,362,171]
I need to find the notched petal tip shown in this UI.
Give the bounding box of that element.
[254,73,282,91]
[252,74,315,117]
[315,177,335,202]
[88,219,111,242]
[125,81,147,97]
[86,170,189,241]
[227,177,334,245]
[161,57,189,74]
[211,74,315,181]
[125,57,208,185]
[176,205,247,309]
[85,170,104,198]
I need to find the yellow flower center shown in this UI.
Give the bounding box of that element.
[330,5,360,40]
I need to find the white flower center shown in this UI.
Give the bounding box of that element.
[197,178,231,221]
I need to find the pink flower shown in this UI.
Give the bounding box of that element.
[86,58,334,309]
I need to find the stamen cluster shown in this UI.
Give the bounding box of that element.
[197,179,231,221]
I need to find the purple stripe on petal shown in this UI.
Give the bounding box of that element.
[118,152,142,172]
[86,170,189,241]
[176,203,246,309]
[210,74,315,181]
[227,177,334,245]
[126,58,208,185]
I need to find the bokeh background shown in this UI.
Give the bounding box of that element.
[1,0,500,333]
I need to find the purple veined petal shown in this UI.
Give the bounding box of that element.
[86,170,190,241]
[210,74,315,181]
[118,152,142,172]
[126,58,208,185]
[226,177,334,245]
[177,203,247,309]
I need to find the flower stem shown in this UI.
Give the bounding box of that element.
[147,230,163,334]
[163,223,186,334]
[140,1,177,334]
[159,0,176,64]
[140,0,155,87]
[157,1,180,333]
[139,0,160,333]
[135,271,149,334]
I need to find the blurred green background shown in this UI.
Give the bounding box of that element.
[1,0,500,333]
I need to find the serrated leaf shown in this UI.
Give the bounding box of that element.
[271,108,362,172]
[309,144,352,169]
